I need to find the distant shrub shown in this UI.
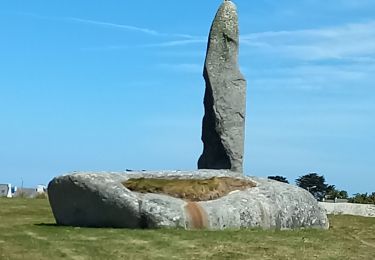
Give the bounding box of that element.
[17,191,27,198]
[35,193,48,199]
[349,193,375,204]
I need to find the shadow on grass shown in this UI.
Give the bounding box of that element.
[35,223,60,227]
[34,223,144,230]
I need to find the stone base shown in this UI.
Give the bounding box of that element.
[48,170,329,230]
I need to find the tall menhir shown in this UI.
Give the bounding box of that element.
[198,0,247,173]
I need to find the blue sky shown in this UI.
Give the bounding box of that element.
[0,0,374,194]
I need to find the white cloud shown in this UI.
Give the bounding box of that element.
[239,20,375,92]
[17,12,196,38]
[250,62,375,91]
[241,20,375,60]
[142,38,206,48]
[65,17,162,36]
[64,18,197,39]
[17,11,375,61]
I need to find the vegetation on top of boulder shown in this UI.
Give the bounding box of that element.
[123,177,256,202]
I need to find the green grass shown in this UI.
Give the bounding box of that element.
[0,198,374,260]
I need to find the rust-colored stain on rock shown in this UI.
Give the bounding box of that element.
[185,202,208,229]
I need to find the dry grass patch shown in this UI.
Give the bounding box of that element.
[123,176,256,201]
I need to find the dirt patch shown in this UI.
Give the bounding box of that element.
[123,177,256,201]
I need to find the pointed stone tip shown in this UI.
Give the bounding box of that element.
[215,0,238,27]
[221,0,237,11]
[223,0,235,5]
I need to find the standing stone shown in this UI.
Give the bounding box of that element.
[198,0,247,173]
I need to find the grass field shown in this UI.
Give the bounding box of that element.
[0,198,374,260]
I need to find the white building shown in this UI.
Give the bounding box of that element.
[0,184,13,198]
[36,185,47,194]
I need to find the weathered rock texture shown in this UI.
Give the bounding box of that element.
[48,171,329,230]
[198,1,247,173]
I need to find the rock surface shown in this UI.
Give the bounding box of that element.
[320,202,375,217]
[48,171,329,230]
[198,0,247,173]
